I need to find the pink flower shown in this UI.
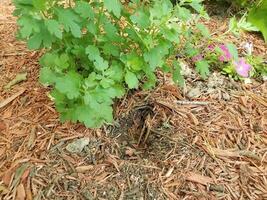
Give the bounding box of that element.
[192,54,203,62]
[219,44,232,62]
[233,58,251,77]
[207,44,215,51]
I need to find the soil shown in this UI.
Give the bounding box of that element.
[0,1,267,200]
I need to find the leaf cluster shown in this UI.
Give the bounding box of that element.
[14,0,209,127]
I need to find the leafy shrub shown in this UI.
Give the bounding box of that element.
[13,0,209,128]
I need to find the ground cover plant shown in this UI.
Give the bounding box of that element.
[1,0,267,199]
[13,0,213,128]
[13,0,267,128]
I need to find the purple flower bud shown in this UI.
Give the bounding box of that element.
[219,44,232,62]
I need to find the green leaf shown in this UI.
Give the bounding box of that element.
[102,43,119,57]
[161,27,180,43]
[226,43,239,61]
[55,71,82,99]
[103,22,121,42]
[103,0,122,18]
[32,0,46,10]
[144,42,170,69]
[150,0,173,22]
[27,27,53,49]
[54,53,69,70]
[189,0,204,13]
[195,60,210,79]
[45,19,62,39]
[248,1,267,42]
[130,9,150,29]
[87,21,97,35]
[121,52,144,71]
[125,71,139,89]
[86,45,100,61]
[172,61,185,86]
[196,24,210,38]
[17,16,40,38]
[74,1,94,19]
[174,6,191,21]
[56,8,82,38]
[39,67,57,85]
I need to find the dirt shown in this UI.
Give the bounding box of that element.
[0,1,267,200]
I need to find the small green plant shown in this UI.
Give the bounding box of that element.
[13,0,210,128]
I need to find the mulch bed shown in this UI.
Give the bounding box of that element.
[0,1,266,200]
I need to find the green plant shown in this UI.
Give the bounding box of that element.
[13,0,209,128]
[248,0,267,42]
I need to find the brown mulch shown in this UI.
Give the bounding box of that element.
[0,1,267,200]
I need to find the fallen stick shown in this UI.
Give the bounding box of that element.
[1,52,27,57]
[176,100,210,106]
[0,89,26,109]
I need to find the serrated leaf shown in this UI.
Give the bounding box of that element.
[150,0,173,22]
[122,52,144,71]
[143,72,157,90]
[55,72,82,99]
[27,27,53,49]
[17,16,40,38]
[87,21,97,35]
[195,60,210,79]
[106,85,125,98]
[45,19,62,39]
[86,45,99,58]
[130,9,150,29]
[56,8,81,38]
[39,67,57,85]
[196,24,210,38]
[74,1,94,19]
[144,42,170,69]
[102,43,119,57]
[125,71,139,89]
[174,6,191,21]
[55,53,69,70]
[103,22,121,42]
[161,27,180,43]
[103,0,122,18]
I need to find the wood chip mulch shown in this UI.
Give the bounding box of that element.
[0,1,266,200]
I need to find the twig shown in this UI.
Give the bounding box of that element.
[1,52,27,57]
[0,89,26,109]
[176,100,210,106]
[0,21,16,25]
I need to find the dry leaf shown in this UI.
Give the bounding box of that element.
[4,72,27,90]
[186,172,213,186]
[26,177,33,200]
[27,127,36,150]
[16,183,26,200]
[0,185,9,195]
[187,112,199,125]
[76,165,94,173]
[2,169,14,186]
[125,147,135,157]
[20,168,30,183]
[165,167,174,178]
[0,121,6,131]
